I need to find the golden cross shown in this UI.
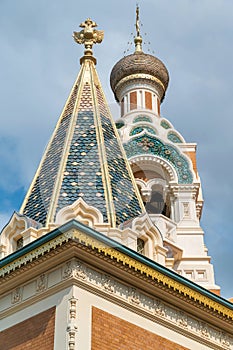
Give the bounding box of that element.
[136,5,140,37]
[134,5,143,52]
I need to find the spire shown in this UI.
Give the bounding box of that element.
[134,5,143,52]
[20,20,144,228]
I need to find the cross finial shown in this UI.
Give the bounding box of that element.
[134,5,142,52]
[136,5,140,37]
[73,18,104,64]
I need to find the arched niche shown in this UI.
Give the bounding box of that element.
[129,156,175,219]
[124,134,194,184]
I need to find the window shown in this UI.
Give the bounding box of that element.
[145,91,152,110]
[120,97,124,116]
[130,91,137,110]
[197,270,206,280]
[146,191,165,214]
[184,271,193,280]
[16,237,23,250]
[137,238,145,255]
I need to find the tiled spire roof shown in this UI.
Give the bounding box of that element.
[20,21,144,227]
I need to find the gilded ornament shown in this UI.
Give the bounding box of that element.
[73,18,104,59]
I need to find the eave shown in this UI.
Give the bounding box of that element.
[0,219,232,334]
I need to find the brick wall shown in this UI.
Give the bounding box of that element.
[0,307,55,350]
[92,307,189,350]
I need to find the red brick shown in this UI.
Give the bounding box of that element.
[0,307,55,350]
[91,307,189,350]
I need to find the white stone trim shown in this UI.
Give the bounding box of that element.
[129,155,178,183]
[0,259,232,349]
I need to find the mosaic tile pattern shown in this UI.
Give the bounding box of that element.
[130,126,156,136]
[22,66,143,227]
[101,115,142,224]
[168,131,183,143]
[124,134,193,184]
[22,84,80,225]
[23,113,72,225]
[133,115,152,123]
[161,120,171,129]
[57,84,108,221]
[96,86,142,225]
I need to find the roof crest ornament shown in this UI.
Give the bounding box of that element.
[134,5,143,52]
[73,18,104,64]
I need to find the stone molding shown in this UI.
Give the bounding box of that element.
[67,297,78,350]
[0,227,232,320]
[1,258,232,349]
[55,198,104,227]
[129,155,177,183]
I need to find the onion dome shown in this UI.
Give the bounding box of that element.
[110,6,169,103]
[110,52,169,102]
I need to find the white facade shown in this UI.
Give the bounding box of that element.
[115,77,219,292]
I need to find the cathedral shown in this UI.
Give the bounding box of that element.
[0,7,232,350]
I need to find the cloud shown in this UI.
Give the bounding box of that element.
[0,0,232,298]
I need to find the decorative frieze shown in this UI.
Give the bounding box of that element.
[2,258,233,349]
[63,261,74,279]
[11,287,23,304]
[0,228,231,320]
[36,274,47,292]
[102,275,114,294]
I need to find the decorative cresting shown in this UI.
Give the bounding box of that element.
[124,134,193,184]
[20,19,144,228]
[73,18,104,64]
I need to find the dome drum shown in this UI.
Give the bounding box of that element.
[114,75,166,106]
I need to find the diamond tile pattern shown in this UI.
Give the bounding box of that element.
[23,113,72,225]
[22,83,80,225]
[57,84,108,221]
[21,61,143,226]
[96,86,142,225]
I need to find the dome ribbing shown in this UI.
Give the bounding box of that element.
[110,51,169,103]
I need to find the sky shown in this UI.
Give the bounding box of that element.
[0,0,232,299]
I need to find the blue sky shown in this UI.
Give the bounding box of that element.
[0,0,232,299]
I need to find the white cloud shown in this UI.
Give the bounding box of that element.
[0,0,232,298]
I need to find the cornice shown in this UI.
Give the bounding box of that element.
[0,220,232,323]
[1,257,232,349]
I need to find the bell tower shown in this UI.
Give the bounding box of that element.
[110,6,219,293]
